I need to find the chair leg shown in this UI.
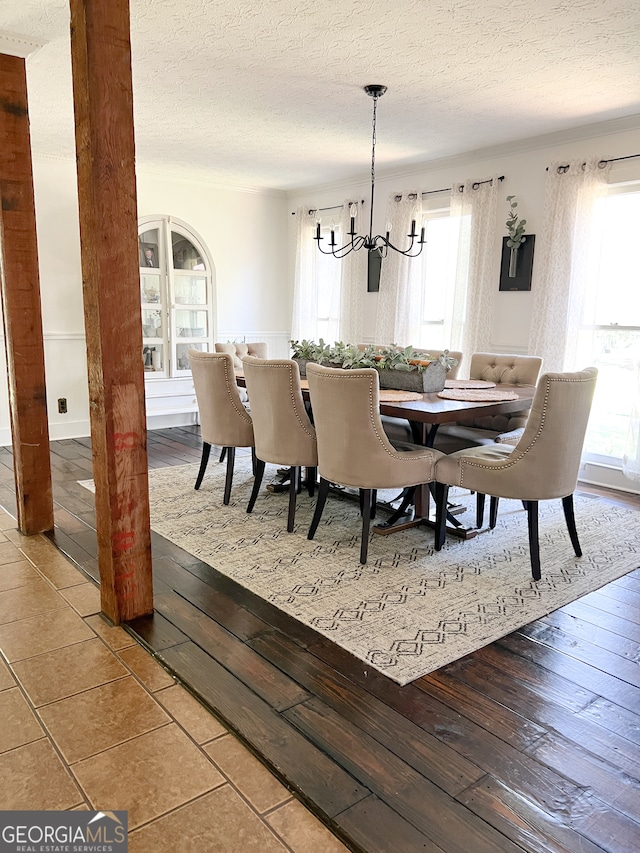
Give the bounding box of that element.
[360,489,373,564]
[308,477,330,540]
[476,493,485,528]
[489,496,499,529]
[251,446,257,476]
[370,489,377,520]
[195,442,212,490]
[307,467,316,497]
[434,482,449,550]
[524,500,541,581]
[287,467,299,532]
[223,446,235,505]
[562,494,582,557]
[219,447,226,463]
[246,458,266,513]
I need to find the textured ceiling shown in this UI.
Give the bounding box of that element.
[2,0,640,190]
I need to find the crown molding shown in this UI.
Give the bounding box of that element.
[0,29,47,59]
[286,113,640,198]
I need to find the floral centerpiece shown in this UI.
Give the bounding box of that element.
[289,340,458,392]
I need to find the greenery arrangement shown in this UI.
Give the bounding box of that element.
[289,340,458,373]
[506,195,527,249]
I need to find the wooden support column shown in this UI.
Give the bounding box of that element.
[0,53,54,535]
[69,0,153,623]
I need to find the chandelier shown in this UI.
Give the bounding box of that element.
[314,85,425,259]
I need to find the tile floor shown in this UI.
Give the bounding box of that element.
[0,507,350,852]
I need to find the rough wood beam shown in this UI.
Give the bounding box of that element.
[0,53,54,535]
[69,0,153,623]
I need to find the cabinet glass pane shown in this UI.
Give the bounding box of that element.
[176,342,208,371]
[142,308,163,339]
[176,310,208,338]
[143,344,163,373]
[141,274,161,304]
[174,275,207,305]
[139,229,159,268]
[171,231,205,270]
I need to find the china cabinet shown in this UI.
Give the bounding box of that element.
[138,216,216,423]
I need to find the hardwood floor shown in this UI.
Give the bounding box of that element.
[1,428,639,853]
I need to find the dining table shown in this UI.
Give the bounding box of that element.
[235,370,536,539]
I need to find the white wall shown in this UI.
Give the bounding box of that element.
[286,119,640,354]
[0,157,290,444]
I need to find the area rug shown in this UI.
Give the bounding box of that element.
[80,459,639,685]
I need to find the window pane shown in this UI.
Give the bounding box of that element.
[143,344,163,372]
[584,329,640,458]
[316,226,341,342]
[174,275,207,305]
[139,229,159,268]
[140,274,161,304]
[171,232,204,270]
[142,308,163,339]
[591,193,640,327]
[176,309,208,338]
[176,342,208,371]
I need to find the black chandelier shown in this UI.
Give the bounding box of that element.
[314,85,425,259]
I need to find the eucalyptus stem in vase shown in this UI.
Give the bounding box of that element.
[506,195,527,277]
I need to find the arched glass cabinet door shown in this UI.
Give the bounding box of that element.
[138,216,216,377]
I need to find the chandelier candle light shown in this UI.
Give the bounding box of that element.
[314,85,425,258]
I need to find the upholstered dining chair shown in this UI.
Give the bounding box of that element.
[242,356,318,532]
[188,350,254,503]
[432,352,543,453]
[306,363,444,564]
[213,342,268,461]
[433,367,598,581]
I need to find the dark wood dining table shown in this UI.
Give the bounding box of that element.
[235,371,535,538]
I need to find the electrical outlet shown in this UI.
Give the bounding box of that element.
[58,398,67,414]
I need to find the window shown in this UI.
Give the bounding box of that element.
[138,216,215,377]
[315,224,342,342]
[409,199,463,350]
[577,184,640,463]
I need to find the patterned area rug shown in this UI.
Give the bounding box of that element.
[81,458,639,685]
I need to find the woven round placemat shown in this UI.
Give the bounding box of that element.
[444,378,497,389]
[438,388,519,402]
[379,390,423,402]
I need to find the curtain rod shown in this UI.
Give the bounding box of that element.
[290,200,364,216]
[421,175,505,196]
[546,153,640,172]
[292,175,506,214]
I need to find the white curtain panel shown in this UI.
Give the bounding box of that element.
[448,177,500,374]
[528,158,611,373]
[339,201,367,344]
[291,207,320,342]
[374,192,422,346]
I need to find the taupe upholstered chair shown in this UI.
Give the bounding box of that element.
[214,342,268,460]
[242,356,317,532]
[215,340,269,364]
[306,363,444,564]
[433,367,598,581]
[188,350,254,503]
[432,352,543,454]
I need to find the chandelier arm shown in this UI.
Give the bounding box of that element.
[373,233,426,257]
[316,234,366,257]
